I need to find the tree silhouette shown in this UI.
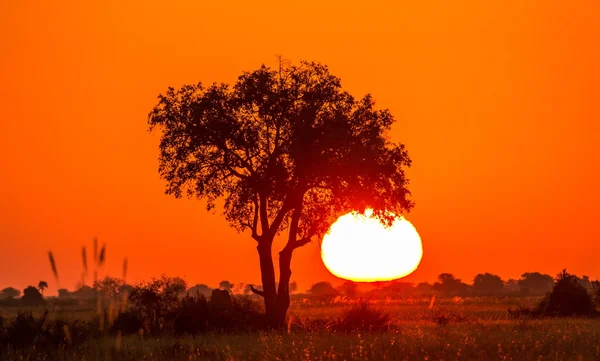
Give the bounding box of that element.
[0,287,21,299]
[473,273,504,295]
[148,60,413,327]
[518,272,554,295]
[219,280,234,292]
[289,281,298,294]
[339,281,358,298]
[188,283,212,297]
[93,276,125,297]
[37,281,48,295]
[308,281,339,301]
[537,269,594,316]
[433,273,469,296]
[22,286,45,306]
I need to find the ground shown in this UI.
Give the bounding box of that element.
[1,296,599,360]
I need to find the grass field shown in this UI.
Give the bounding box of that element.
[2,296,599,360]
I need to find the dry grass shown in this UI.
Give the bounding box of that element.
[2,297,599,360]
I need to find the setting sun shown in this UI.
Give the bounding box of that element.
[321,210,423,282]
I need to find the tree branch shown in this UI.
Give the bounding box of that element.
[251,193,260,241]
[250,285,265,297]
[258,192,270,238]
[292,237,312,249]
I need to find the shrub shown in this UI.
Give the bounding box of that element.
[592,280,600,308]
[0,311,91,349]
[335,300,390,332]
[128,275,187,335]
[537,269,595,317]
[111,309,143,335]
[21,286,45,306]
[173,294,209,334]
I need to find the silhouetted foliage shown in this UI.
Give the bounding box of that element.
[289,281,298,294]
[591,280,600,307]
[1,311,91,349]
[187,283,212,297]
[173,294,210,334]
[128,275,187,334]
[308,282,339,301]
[72,285,96,299]
[335,300,390,332]
[0,287,21,299]
[536,269,595,317]
[379,281,415,296]
[504,279,520,293]
[93,276,126,297]
[518,272,554,295]
[21,286,45,306]
[415,282,434,295]
[37,281,48,294]
[148,59,413,326]
[57,288,72,298]
[433,274,469,296]
[473,273,504,295]
[111,309,143,335]
[219,280,234,292]
[211,289,233,308]
[338,281,358,298]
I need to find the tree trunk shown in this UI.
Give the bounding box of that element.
[257,241,278,327]
[275,246,293,327]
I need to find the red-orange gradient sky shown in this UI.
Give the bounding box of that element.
[1,1,599,294]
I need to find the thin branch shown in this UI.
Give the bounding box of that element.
[250,285,265,297]
[292,237,312,249]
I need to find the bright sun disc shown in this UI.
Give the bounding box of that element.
[321,210,423,282]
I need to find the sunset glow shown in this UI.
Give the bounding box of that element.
[321,211,423,282]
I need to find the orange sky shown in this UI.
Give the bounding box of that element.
[1,1,599,295]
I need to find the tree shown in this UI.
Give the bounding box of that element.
[0,287,21,299]
[518,272,554,295]
[415,282,433,295]
[94,276,125,297]
[339,281,358,298]
[148,60,413,327]
[473,273,504,295]
[57,288,72,298]
[37,280,48,294]
[289,281,298,294]
[219,280,234,292]
[433,273,469,296]
[21,286,45,306]
[188,283,212,297]
[308,282,339,301]
[128,275,187,334]
[591,280,600,307]
[536,269,594,316]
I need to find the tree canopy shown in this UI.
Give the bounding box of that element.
[148,60,412,243]
[148,60,413,326]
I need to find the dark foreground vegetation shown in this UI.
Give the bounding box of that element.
[1,269,600,360]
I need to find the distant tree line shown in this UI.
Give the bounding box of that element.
[1,271,598,308]
[304,271,599,301]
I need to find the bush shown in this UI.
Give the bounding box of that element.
[173,294,209,334]
[21,286,45,306]
[335,300,390,332]
[537,270,595,317]
[128,275,187,335]
[0,311,92,349]
[111,309,143,335]
[121,289,265,335]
